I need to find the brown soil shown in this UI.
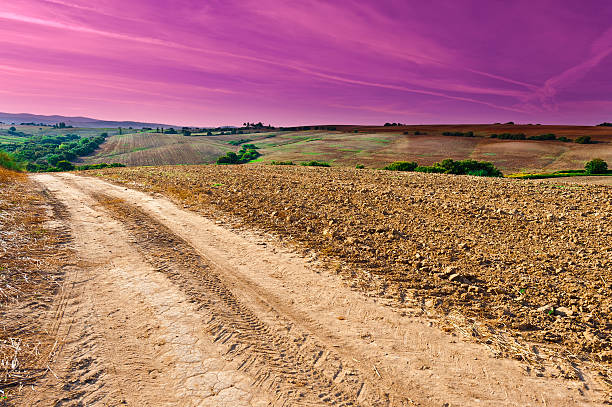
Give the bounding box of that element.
[8,171,610,405]
[94,166,612,388]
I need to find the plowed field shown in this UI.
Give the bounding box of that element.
[94,165,612,387]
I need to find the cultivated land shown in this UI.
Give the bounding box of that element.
[94,166,612,368]
[2,126,611,404]
[81,124,612,173]
[80,131,235,166]
[1,170,608,406]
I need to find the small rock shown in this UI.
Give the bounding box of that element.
[597,350,612,362]
[425,298,439,308]
[537,304,554,313]
[555,306,573,317]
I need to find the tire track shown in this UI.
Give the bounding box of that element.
[92,193,404,406]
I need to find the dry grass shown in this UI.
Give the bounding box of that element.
[0,173,70,404]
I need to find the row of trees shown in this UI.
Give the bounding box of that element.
[384,159,503,177]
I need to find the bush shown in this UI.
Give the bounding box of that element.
[355,164,365,169]
[383,161,418,171]
[490,133,526,140]
[414,159,502,177]
[442,131,474,137]
[436,159,502,177]
[575,136,592,144]
[528,134,556,141]
[270,160,295,166]
[216,145,261,164]
[585,158,608,174]
[55,160,75,171]
[414,165,446,173]
[75,163,126,171]
[597,122,612,127]
[0,150,23,171]
[300,160,330,167]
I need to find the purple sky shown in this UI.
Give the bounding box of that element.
[1,0,612,126]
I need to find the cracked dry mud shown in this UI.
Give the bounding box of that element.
[19,172,609,406]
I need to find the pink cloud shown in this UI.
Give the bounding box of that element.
[0,1,611,125]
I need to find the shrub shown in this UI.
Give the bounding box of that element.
[414,165,446,173]
[528,134,556,141]
[436,159,502,177]
[270,160,295,165]
[55,160,75,171]
[355,164,365,169]
[442,131,474,137]
[414,159,502,177]
[217,152,240,164]
[75,163,125,171]
[585,158,608,174]
[216,145,261,164]
[300,160,330,167]
[383,161,418,171]
[490,133,526,140]
[575,136,592,144]
[597,122,612,127]
[0,150,23,171]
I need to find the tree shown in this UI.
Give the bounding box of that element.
[585,158,608,174]
[47,154,62,166]
[9,126,16,132]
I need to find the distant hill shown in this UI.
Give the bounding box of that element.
[82,124,612,173]
[0,112,176,129]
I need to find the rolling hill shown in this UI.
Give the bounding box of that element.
[82,124,612,173]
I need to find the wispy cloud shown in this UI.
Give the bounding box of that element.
[1,1,610,125]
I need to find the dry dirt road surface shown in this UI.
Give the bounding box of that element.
[23,173,607,406]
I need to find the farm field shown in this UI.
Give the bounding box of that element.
[83,124,612,173]
[1,165,609,405]
[94,166,612,387]
[79,131,235,166]
[4,169,605,406]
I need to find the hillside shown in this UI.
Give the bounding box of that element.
[83,124,612,173]
[0,112,175,129]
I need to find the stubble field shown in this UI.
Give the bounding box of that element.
[94,164,612,385]
[0,168,70,401]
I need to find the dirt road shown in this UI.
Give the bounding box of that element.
[23,173,607,406]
